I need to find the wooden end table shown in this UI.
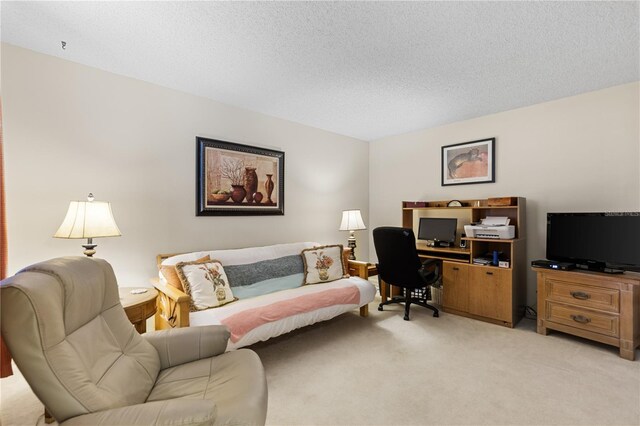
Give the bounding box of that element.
[119,287,158,333]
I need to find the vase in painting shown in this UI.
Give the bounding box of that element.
[244,167,258,203]
[265,174,274,203]
[231,185,246,204]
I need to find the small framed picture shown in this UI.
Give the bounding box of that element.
[441,138,495,186]
[196,137,284,216]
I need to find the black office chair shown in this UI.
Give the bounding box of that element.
[373,226,440,321]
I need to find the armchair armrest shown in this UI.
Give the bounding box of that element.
[152,277,191,329]
[61,399,217,425]
[144,326,230,369]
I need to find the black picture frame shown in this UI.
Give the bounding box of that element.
[196,137,284,216]
[441,138,495,186]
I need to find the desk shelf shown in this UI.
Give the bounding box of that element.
[420,254,469,264]
[462,237,522,243]
[416,243,470,255]
[469,206,519,210]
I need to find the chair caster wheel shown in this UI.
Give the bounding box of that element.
[433,312,439,317]
[378,305,383,311]
[403,315,410,321]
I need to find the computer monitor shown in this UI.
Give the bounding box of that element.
[417,217,457,246]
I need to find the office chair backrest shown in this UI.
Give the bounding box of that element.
[373,227,423,288]
[0,257,160,423]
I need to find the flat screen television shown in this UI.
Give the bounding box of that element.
[418,217,457,246]
[546,212,640,273]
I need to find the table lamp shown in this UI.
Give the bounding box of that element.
[53,193,121,257]
[339,209,366,260]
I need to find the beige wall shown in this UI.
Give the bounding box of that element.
[1,44,369,283]
[4,42,638,306]
[370,82,640,305]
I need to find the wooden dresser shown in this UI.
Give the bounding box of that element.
[535,267,640,360]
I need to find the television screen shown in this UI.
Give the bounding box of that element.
[418,217,457,243]
[546,212,640,272]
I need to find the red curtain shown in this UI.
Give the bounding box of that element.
[0,98,13,378]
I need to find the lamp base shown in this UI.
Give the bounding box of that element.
[82,240,96,257]
[347,232,357,260]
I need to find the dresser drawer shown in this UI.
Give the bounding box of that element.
[546,302,619,337]
[545,279,619,313]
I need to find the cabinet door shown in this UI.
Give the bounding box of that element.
[443,262,469,312]
[468,266,512,322]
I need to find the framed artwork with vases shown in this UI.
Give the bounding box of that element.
[196,137,284,216]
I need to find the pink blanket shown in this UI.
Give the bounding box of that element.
[221,285,361,342]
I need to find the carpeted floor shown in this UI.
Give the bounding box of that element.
[2,297,639,425]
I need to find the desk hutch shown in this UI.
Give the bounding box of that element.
[400,197,526,328]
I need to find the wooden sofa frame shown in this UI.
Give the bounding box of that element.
[152,249,372,330]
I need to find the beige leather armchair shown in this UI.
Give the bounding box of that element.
[0,257,268,425]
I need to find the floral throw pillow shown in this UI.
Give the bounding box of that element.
[301,245,348,285]
[175,259,237,311]
[159,255,211,292]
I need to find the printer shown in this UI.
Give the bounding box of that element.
[464,216,515,239]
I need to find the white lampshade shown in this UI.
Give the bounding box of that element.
[54,200,121,239]
[339,210,366,231]
[54,194,121,257]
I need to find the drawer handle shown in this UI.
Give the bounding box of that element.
[486,272,493,275]
[452,267,459,271]
[570,314,591,324]
[570,291,590,300]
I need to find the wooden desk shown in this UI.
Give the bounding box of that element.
[119,287,158,333]
[401,197,526,328]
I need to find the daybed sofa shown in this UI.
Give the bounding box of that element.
[153,242,376,351]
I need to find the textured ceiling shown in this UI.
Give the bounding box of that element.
[1,1,638,141]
